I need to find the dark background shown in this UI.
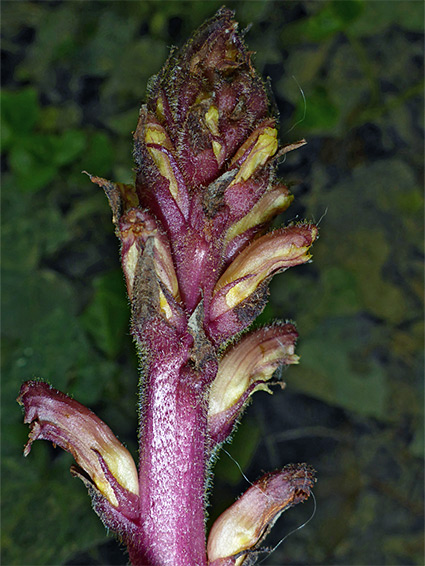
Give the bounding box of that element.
[1,1,423,565]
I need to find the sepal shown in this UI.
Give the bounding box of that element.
[207,464,316,566]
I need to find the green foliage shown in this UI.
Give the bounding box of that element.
[1,89,88,192]
[293,317,388,419]
[2,447,107,565]
[1,1,423,565]
[81,270,130,359]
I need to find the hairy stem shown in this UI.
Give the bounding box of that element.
[129,342,209,566]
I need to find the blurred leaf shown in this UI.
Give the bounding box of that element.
[349,0,425,36]
[80,270,129,359]
[9,144,57,192]
[102,37,168,106]
[362,30,424,97]
[294,85,339,133]
[325,41,369,132]
[106,108,139,136]
[1,178,70,271]
[6,126,86,192]
[1,450,108,565]
[2,264,114,406]
[330,0,364,25]
[53,130,87,166]
[303,160,421,326]
[292,317,388,419]
[38,103,82,132]
[82,132,114,177]
[1,269,74,341]
[113,164,136,185]
[283,0,364,43]
[345,229,407,324]
[0,118,13,153]
[382,528,425,565]
[1,88,40,135]
[276,43,331,103]
[409,423,424,458]
[77,9,140,77]
[15,3,79,86]
[0,0,47,35]
[66,191,109,226]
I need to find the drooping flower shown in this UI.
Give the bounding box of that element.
[17,381,140,534]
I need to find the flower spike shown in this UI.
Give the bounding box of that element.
[18,9,318,564]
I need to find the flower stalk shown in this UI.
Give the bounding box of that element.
[18,8,317,565]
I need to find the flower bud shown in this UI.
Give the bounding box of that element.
[207,464,316,565]
[118,208,179,306]
[140,110,190,218]
[17,381,139,510]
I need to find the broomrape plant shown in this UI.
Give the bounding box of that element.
[18,9,317,566]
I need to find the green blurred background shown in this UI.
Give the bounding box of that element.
[1,1,423,564]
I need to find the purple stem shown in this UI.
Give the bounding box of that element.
[128,338,209,566]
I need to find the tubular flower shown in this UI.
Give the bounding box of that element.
[207,464,316,566]
[18,9,318,565]
[208,324,299,445]
[208,224,317,341]
[18,381,139,530]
